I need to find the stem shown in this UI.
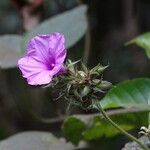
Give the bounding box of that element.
[95,103,149,150]
[148,94,150,125]
[83,26,91,65]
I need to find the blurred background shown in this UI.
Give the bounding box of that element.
[0,0,150,149]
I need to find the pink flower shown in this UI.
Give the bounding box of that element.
[18,32,66,85]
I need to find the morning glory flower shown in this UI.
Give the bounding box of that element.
[18,32,66,85]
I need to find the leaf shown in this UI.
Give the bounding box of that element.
[97,80,112,90]
[0,6,87,69]
[63,79,150,144]
[81,62,88,74]
[83,114,134,140]
[62,117,86,145]
[126,32,150,59]
[81,86,90,97]
[0,35,22,69]
[100,78,150,110]
[62,111,148,143]
[0,131,84,150]
[22,5,88,50]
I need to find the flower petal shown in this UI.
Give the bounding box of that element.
[18,56,53,85]
[55,48,66,64]
[48,32,65,57]
[27,71,53,85]
[27,33,66,65]
[18,33,67,85]
[27,35,54,65]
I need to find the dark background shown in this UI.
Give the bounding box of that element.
[0,0,150,149]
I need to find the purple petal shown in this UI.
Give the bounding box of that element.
[27,71,53,85]
[55,48,66,64]
[58,65,67,75]
[27,33,66,65]
[18,56,53,85]
[18,33,67,85]
[48,32,65,57]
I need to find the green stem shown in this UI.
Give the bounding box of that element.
[95,103,149,150]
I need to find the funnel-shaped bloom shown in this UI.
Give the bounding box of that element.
[18,33,66,85]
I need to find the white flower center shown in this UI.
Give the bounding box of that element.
[51,63,55,67]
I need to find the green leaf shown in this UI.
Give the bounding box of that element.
[97,80,112,90]
[81,86,90,97]
[63,78,150,144]
[83,113,139,140]
[0,35,22,69]
[62,117,86,145]
[100,78,150,110]
[81,62,88,74]
[67,59,80,68]
[0,6,87,69]
[126,32,150,59]
[22,5,87,50]
[62,111,148,143]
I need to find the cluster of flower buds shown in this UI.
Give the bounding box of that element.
[49,60,112,109]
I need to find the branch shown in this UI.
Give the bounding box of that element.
[32,107,148,124]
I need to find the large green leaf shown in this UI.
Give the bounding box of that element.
[22,5,87,50]
[62,111,148,144]
[83,112,147,140]
[0,35,22,69]
[62,117,86,145]
[0,5,87,69]
[127,32,150,59]
[100,78,150,110]
[63,78,150,144]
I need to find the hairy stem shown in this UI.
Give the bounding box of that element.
[95,102,149,150]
